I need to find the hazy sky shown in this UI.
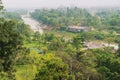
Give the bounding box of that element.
[2,0,120,9]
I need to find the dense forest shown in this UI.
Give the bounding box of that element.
[31,8,98,30]
[31,8,120,43]
[0,0,120,80]
[31,7,120,33]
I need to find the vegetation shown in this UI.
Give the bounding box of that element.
[31,8,120,34]
[0,0,120,80]
[31,7,98,30]
[31,7,120,43]
[0,0,4,16]
[96,10,120,34]
[0,16,20,79]
[4,12,22,20]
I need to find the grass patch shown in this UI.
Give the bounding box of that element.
[15,64,37,80]
[44,30,76,39]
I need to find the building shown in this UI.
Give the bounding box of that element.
[66,26,90,32]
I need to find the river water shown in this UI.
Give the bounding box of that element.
[21,15,43,34]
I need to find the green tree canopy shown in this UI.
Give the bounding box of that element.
[34,54,71,80]
[0,0,4,17]
[0,18,23,79]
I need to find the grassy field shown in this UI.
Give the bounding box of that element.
[44,30,76,39]
[15,49,41,80]
[15,64,37,80]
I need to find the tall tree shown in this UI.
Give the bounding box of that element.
[72,34,84,50]
[0,0,4,17]
[117,43,120,56]
[0,19,23,79]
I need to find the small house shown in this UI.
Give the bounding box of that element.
[66,26,90,32]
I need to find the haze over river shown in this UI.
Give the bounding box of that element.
[21,15,43,34]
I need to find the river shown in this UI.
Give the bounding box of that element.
[21,15,43,34]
